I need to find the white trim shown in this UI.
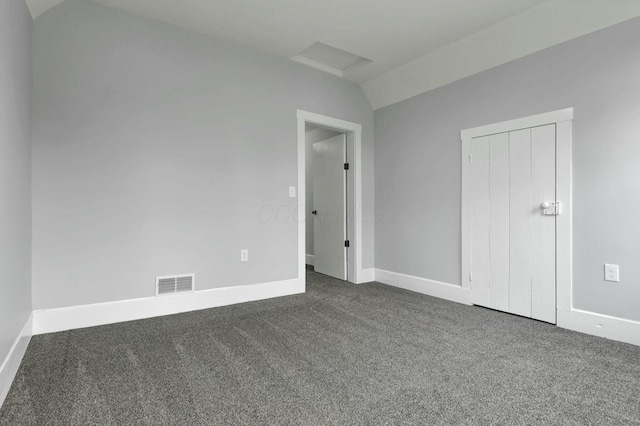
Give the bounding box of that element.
[373,269,640,348]
[297,110,365,284]
[33,278,303,335]
[375,269,472,306]
[0,314,32,409]
[297,114,307,286]
[461,108,574,140]
[306,254,314,266]
[558,309,640,347]
[555,120,572,313]
[358,268,375,283]
[341,134,348,280]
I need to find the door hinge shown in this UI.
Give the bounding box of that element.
[469,273,473,282]
[345,240,350,248]
[469,154,473,163]
[344,163,350,170]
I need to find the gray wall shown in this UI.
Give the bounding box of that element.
[304,125,342,257]
[32,0,374,310]
[0,0,32,362]
[375,17,640,322]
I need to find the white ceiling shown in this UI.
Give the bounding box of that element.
[24,0,640,108]
[24,0,65,19]
[27,0,546,83]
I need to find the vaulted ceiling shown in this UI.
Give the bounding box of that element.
[25,0,547,83]
[24,0,640,108]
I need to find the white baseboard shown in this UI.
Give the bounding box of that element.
[305,254,314,266]
[33,278,304,335]
[374,269,471,305]
[0,313,32,409]
[558,308,640,347]
[357,268,376,283]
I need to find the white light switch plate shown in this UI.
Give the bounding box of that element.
[241,249,249,262]
[604,264,619,282]
[289,186,296,198]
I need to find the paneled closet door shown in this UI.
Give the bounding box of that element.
[471,124,556,323]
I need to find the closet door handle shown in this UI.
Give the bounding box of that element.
[540,201,559,216]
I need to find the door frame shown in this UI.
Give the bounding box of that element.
[461,108,573,316]
[297,110,363,285]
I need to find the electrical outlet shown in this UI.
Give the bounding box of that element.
[604,264,619,282]
[240,249,249,262]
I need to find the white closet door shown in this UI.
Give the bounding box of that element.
[471,124,556,323]
[530,125,557,323]
[509,128,533,318]
[471,136,491,307]
[489,132,510,313]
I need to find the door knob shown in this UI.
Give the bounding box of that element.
[540,201,559,216]
[312,210,317,215]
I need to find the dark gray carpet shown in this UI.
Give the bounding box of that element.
[2,269,640,425]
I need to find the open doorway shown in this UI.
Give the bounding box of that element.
[297,110,364,285]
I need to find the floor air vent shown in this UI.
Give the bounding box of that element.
[156,274,194,296]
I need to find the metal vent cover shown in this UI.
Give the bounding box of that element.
[156,274,194,296]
